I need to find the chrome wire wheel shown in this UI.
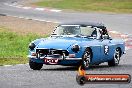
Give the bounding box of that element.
[82,49,91,68]
[108,48,121,66]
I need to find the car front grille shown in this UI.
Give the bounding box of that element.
[36,49,69,56]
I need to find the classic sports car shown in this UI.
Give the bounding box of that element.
[28,22,125,70]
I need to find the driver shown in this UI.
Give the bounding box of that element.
[99,29,109,39]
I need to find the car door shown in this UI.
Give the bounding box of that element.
[89,28,103,64]
[101,39,112,61]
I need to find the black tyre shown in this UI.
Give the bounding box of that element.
[81,48,92,69]
[29,60,43,70]
[108,48,121,66]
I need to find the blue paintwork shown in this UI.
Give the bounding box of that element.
[28,36,125,65]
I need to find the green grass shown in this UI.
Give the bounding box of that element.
[0,27,48,66]
[35,0,132,13]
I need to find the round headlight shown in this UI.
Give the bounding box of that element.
[29,43,35,50]
[72,44,80,53]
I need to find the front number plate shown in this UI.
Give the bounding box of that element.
[44,58,58,64]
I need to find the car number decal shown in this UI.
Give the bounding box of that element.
[104,45,109,55]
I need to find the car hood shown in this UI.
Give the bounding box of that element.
[36,37,91,49]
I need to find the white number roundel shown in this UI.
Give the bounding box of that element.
[104,45,109,54]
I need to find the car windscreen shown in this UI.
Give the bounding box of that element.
[53,25,96,37]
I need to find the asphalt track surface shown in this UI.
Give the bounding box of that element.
[0,0,132,88]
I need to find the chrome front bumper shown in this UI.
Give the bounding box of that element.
[27,55,82,60]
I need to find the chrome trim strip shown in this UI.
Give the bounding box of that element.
[28,55,82,60]
[65,58,82,60]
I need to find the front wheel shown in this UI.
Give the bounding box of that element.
[108,48,121,66]
[29,60,43,70]
[81,48,92,69]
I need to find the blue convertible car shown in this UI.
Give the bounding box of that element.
[28,22,125,70]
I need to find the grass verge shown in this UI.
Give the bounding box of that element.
[35,0,132,13]
[0,27,48,66]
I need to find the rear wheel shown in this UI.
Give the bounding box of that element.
[29,60,43,70]
[108,48,121,66]
[81,48,92,69]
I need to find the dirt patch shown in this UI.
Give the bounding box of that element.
[0,16,57,35]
